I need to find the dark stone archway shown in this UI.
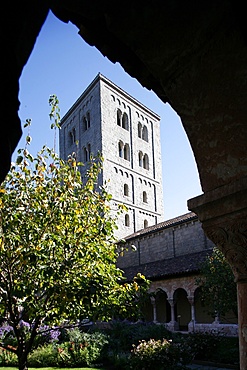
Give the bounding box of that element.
[2,1,247,367]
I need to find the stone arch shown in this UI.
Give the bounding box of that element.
[194,287,213,324]
[173,288,191,331]
[155,289,171,323]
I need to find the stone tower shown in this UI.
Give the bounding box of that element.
[59,73,164,240]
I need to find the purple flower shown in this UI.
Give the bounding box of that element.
[0,323,14,339]
[19,320,30,330]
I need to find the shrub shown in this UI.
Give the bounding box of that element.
[104,320,172,353]
[184,331,239,365]
[185,331,220,361]
[56,328,109,367]
[28,328,109,368]
[0,347,18,366]
[28,343,58,367]
[129,338,188,370]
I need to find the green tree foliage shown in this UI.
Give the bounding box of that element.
[0,96,149,370]
[196,247,237,320]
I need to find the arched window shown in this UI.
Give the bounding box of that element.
[83,147,88,162]
[143,191,147,203]
[124,184,129,196]
[143,153,149,170]
[118,141,124,157]
[125,214,130,227]
[83,116,87,131]
[117,109,122,126]
[69,127,76,145]
[139,151,143,167]
[83,144,91,162]
[122,112,129,130]
[138,122,142,138]
[83,112,90,131]
[142,125,148,142]
[144,219,148,228]
[124,143,130,161]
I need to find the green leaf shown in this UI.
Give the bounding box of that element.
[16,155,23,164]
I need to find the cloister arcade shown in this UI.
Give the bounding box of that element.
[143,277,238,336]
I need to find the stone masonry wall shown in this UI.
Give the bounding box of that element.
[117,217,214,268]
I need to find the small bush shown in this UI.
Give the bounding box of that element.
[105,320,172,353]
[184,331,239,365]
[0,347,18,366]
[129,338,188,370]
[56,328,109,367]
[28,343,58,367]
[28,328,109,368]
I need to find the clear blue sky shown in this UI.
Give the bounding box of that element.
[17,11,202,221]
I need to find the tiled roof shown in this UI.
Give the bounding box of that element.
[121,249,213,281]
[122,212,198,242]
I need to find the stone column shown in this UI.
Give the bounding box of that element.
[188,176,247,370]
[167,298,179,331]
[188,296,195,332]
[150,296,157,323]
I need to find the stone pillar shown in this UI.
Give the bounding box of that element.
[188,296,195,332]
[188,176,247,370]
[167,298,179,331]
[150,296,157,323]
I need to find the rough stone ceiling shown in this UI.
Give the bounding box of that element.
[2,1,247,194]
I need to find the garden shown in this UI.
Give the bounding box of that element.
[0,321,239,370]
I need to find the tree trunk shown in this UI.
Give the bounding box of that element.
[18,353,28,370]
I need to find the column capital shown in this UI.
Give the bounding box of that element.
[187,296,195,305]
[188,176,247,282]
[167,298,175,306]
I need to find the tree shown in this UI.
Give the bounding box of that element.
[196,247,237,321]
[0,97,149,370]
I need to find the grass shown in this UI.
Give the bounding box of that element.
[0,368,106,370]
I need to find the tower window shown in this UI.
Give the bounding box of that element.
[144,219,148,228]
[82,112,90,131]
[117,109,129,130]
[124,184,129,196]
[143,191,147,203]
[83,143,91,162]
[118,140,124,157]
[117,109,121,126]
[124,143,130,161]
[143,154,149,170]
[125,214,130,227]
[142,125,148,142]
[69,127,76,145]
[138,122,148,142]
[122,112,129,130]
[138,122,142,138]
[139,151,143,167]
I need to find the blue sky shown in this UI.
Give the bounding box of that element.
[17,11,202,220]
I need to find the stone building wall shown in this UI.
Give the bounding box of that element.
[118,215,214,268]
